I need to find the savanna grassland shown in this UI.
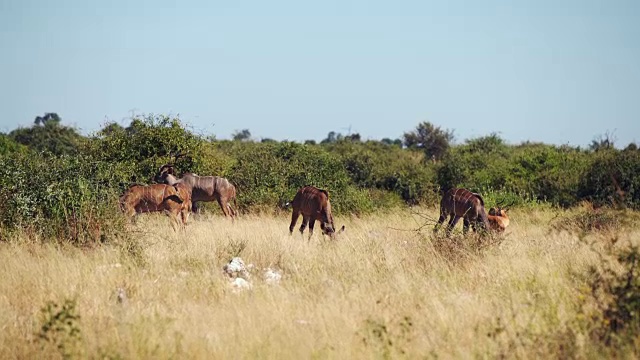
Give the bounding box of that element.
[2,206,639,359]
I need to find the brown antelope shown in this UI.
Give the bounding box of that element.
[434,188,490,235]
[487,199,513,233]
[155,164,237,219]
[119,183,190,230]
[287,185,345,240]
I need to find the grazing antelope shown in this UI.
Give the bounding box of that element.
[434,188,490,235]
[155,164,237,219]
[119,183,190,230]
[487,199,513,233]
[287,185,345,240]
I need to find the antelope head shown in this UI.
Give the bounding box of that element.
[490,198,515,218]
[155,164,175,184]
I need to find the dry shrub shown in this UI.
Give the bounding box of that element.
[550,203,638,234]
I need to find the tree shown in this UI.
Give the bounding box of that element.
[321,131,338,144]
[9,113,84,155]
[34,112,61,126]
[99,123,125,137]
[232,129,252,142]
[344,133,361,142]
[624,142,638,152]
[590,131,616,152]
[403,121,454,160]
[381,138,402,147]
[88,114,203,181]
[464,133,507,155]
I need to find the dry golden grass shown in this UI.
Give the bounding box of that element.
[0,207,638,359]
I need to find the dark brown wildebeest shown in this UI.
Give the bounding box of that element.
[434,188,490,235]
[155,164,237,219]
[119,183,191,230]
[287,185,345,240]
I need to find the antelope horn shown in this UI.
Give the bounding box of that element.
[504,199,516,209]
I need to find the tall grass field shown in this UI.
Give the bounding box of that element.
[1,206,639,359]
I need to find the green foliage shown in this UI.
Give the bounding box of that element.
[38,298,83,359]
[0,152,128,245]
[9,114,85,156]
[550,207,630,234]
[0,133,28,155]
[325,141,437,205]
[581,242,640,346]
[4,115,640,243]
[436,138,589,208]
[232,129,252,142]
[578,149,640,209]
[402,121,454,160]
[225,141,368,214]
[436,152,469,191]
[360,316,414,359]
[87,114,203,183]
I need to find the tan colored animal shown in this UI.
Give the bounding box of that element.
[287,186,345,239]
[172,182,193,226]
[119,183,189,230]
[434,188,490,235]
[487,198,513,232]
[156,164,237,218]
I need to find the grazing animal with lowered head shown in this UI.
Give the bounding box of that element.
[155,164,237,219]
[434,187,490,235]
[287,185,345,240]
[119,183,190,230]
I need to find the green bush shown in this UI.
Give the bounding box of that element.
[436,138,590,208]
[0,153,127,245]
[326,141,437,205]
[9,116,85,156]
[0,134,29,155]
[578,149,640,209]
[4,114,640,240]
[578,241,640,347]
[86,114,203,183]
[226,141,370,214]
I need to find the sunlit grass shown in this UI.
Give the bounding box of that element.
[0,207,638,359]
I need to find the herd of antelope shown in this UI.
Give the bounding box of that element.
[119,164,510,237]
[118,164,346,237]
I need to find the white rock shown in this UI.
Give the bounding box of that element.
[264,268,282,285]
[230,277,252,292]
[223,257,250,280]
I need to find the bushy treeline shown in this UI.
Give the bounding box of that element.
[1,114,639,242]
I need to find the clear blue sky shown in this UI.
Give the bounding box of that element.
[1,0,639,146]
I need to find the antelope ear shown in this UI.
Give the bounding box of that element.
[488,208,497,216]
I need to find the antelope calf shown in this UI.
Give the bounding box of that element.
[487,207,510,232]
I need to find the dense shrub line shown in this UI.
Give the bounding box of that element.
[1,115,640,243]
